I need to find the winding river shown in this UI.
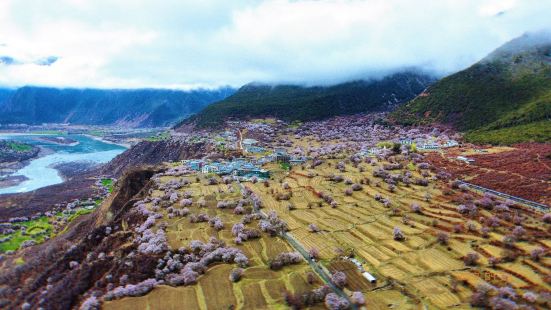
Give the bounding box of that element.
[0,134,126,194]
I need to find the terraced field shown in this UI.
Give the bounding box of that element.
[245,156,551,309]
[104,146,550,309]
[104,175,321,310]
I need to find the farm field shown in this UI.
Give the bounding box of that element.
[104,174,322,310]
[241,149,551,309]
[425,143,551,205]
[98,137,551,310]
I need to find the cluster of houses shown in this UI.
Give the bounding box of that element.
[183,158,270,180]
[399,138,459,150]
[182,144,308,181]
[242,138,266,153]
[355,136,460,158]
[213,131,238,151]
[243,139,307,165]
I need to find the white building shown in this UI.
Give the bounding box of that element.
[362,271,377,283]
[419,142,440,150]
[444,140,459,147]
[456,156,474,163]
[242,138,258,147]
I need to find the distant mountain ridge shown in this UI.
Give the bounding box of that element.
[181,71,435,128]
[0,86,235,127]
[0,88,15,107]
[392,32,551,144]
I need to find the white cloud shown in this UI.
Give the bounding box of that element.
[0,0,550,89]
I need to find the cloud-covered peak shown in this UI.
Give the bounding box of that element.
[0,0,550,89]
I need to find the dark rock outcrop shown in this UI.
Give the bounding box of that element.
[102,139,209,177]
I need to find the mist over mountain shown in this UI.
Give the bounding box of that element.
[182,71,435,128]
[392,31,551,144]
[0,86,235,127]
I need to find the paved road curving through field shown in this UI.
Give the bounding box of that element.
[239,182,357,309]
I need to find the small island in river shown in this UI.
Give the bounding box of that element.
[38,136,79,146]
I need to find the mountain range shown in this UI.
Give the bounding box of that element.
[392,32,551,144]
[0,86,235,127]
[182,71,435,128]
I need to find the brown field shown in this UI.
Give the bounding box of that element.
[425,143,551,205]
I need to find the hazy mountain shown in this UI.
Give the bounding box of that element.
[392,32,551,144]
[0,86,235,127]
[181,71,435,128]
[0,88,15,107]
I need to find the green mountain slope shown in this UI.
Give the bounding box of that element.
[392,32,551,144]
[182,71,434,128]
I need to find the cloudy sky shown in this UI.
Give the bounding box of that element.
[0,0,550,89]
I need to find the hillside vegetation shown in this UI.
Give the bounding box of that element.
[183,72,434,128]
[0,86,235,127]
[392,32,551,144]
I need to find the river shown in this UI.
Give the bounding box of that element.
[0,134,126,194]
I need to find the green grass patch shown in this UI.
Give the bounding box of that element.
[30,130,66,135]
[87,130,105,137]
[145,131,170,142]
[0,216,53,253]
[280,162,291,171]
[7,142,32,152]
[67,208,94,222]
[376,141,393,149]
[288,120,303,129]
[101,178,114,193]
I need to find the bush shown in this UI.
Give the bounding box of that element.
[79,296,101,310]
[393,227,405,241]
[530,248,545,261]
[350,291,365,305]
[511,226,526,241]
[437,232,449,245]
[471,283,496,307]
[330,271,347,288]
[229,268,244,282]
[309,248,320,260]
[464,252,480,266]
[324,293,350,310]
[308,223,320,233]
[269,252,302,270]
[104,279,159,301]
[410,203,422,213]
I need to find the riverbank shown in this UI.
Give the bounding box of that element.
[83,134,131,148]
[38,136,79,146]
[0,175,29,188]
[51,161,100,180]
[0,134,125,195]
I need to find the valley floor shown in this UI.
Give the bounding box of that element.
[0,115,549,309]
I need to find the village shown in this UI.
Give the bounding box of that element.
[181,115,466,183]
[3,114,548,310]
